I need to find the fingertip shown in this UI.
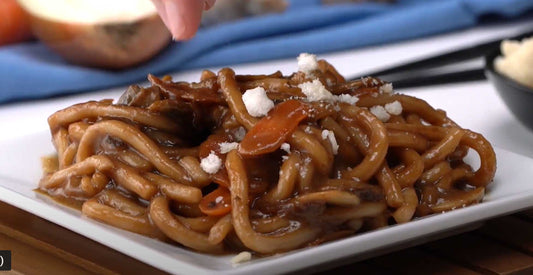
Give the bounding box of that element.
[151,0,172,35]
[204,0,216,10]
[164,0,203,40]
[171,28,196,41]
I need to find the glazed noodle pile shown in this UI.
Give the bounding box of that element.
[40,54,496,255]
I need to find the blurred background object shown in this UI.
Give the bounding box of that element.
[494,37,533,89]
[323,0,394,4]
[202,0,288,26]
[16,0,171,69]
[0,0,33,45]
[486,36,533,131]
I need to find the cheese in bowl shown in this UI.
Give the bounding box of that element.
[495,37,533,89]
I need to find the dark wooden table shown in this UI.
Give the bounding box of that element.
[1,201,532,274]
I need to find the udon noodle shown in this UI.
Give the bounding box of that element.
[39,55,496,255]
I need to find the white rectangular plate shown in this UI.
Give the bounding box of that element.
[1,130,533,275]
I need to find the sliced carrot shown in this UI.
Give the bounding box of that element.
[239,100,308,157]
[198,132,232,158]
[0,0,33,45]
[199,186,231,216]
[212,168,230,188]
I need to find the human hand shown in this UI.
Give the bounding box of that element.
[151,0,216,40]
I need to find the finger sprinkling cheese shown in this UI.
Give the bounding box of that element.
[384,100,402,115]
[200,151,222,174]
[370,105,390,122]
[297,53,318,75]
[242,86,274,117]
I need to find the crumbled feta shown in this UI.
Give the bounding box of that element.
[321,129,329,140]
[298,79,335,102]
[231,251,252,265]
[281,143,291,153]
[379,83,393,94]
[242,87,274,117]
[361,77,371,87]
[321,130,339,155]
[384,100,402,115]
[219,142,239,154]
[200,151,222,174]
[370,105,390,122]
[297,53,318,75]
[336,94,359,105]
[234,126,246,141]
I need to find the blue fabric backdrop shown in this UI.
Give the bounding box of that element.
[0,0,532,103]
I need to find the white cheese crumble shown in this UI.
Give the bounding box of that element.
[219,142,239,154]
[370,105,390,122]
[321,129,329,140]
[361,77,371,87]
[298,79,335,102]
[231,251,252,265]
[297,53,318,75]
[200,151,222,174]
[379,83,393,94]
[321,130,339,155]
[336,94,359,105]
[384,100,402,115]
[242,86,274,117]
[281,143,291,153]
[215,196,223,204]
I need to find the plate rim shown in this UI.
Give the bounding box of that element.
[1,141,533,274]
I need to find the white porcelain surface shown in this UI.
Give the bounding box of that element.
[0,130,533,274]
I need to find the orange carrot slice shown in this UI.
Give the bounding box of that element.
[199,186,231,216]
[239,100,308,157]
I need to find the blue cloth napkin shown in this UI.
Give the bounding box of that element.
[0,0,532,103]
